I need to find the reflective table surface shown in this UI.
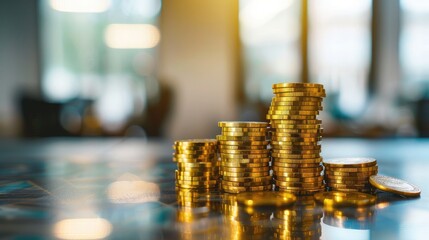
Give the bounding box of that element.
[0,138,428,239]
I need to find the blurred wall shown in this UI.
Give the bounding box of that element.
[0,0,39,137]
[158,0,240,140]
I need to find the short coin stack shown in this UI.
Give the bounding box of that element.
[267,83,326,195]
[217,121,272,193]
[323,158,378,193]
[173,139,219,189]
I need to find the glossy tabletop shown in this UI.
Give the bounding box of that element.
[0,138,428,239]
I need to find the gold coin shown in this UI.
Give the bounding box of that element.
[273,171,321,178]
[325,179,370,186]
[314,191,376,207]
[275,92,326,98]
[328,187,372,192]
[177,167,218,172]
[219,149,270,154]
[236,191,296,207]
[271,144,321,150]
[267,115,317,120]
[218,121,269,128]
[271,152,320,160]
[176,162,217,168]
[173,149,217,155]
[270,101,322,106]
[221,175,272,182]
[218,140,269,146]
[269,105,323,111]
[273,132,321,138]
[172,157,217,163]
[174,139,217,146]
[274,176,324,183]
[221,166,270,173]
[270,123,321,129]
[272,149,321,154]
[220,127,267,132]
[273,86,325,93]
[219,145,268,150]
[277,186,325,195]
[220,157,271,164]
[272,96,323,102]
[324,171,378,177]
[271,128,323,134]
[173,145,217,151]
[273,162,322,168]
[328,183,371,189]
[273,158,322,164]
[274,181,324,188]
[272,83,324,89]
[176,175,218,181]
[221,131,267,137]
[221,171,269,178]
[323,157,377,168]
[216,135,267,141]
[221,180,272,187]
[222,184,272,193]
[175,170,218,177]
[272,166,323,173]
[324,166,378,172]
[271,141,321,146]
[176,179,218,185]
[271,137,322,143]
[173,153,217,159]
[220,153,269,159]
[369,175,421,197]
[268,109,320,115]
[176,184,217,189]
[325,175,370,181]
[220,162,270,168]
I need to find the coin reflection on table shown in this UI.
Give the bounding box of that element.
[321,206,374,240]
[272,196,323,240]
[176,188,221,240]
[221,193,272,240]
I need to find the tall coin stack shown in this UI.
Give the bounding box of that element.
[267,83,326,195]
[217,121,272,194]
[323,157,378,193]
[173,139,219,189]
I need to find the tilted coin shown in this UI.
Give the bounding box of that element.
[323,158,377,168]
[369,175,421,197]
[237,192,297,207]
[314,191,376,207]
[218,121,269,128]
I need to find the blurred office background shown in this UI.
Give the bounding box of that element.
[0,0,428,140]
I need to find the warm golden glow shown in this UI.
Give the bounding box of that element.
[53,218,112,239]
[107,173,160,203]
[50,0,111,13]
[105,24,161,49]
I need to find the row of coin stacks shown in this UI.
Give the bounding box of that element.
[217,122,272,193]
[267,83,326,195]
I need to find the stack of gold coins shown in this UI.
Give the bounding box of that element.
[173,139,219,189]
[323,158,378,193]
[273,196,323,240]
[221,194,272,239]
[267,83,326,195]
[176,188,221,239]
[217,121,272,194]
